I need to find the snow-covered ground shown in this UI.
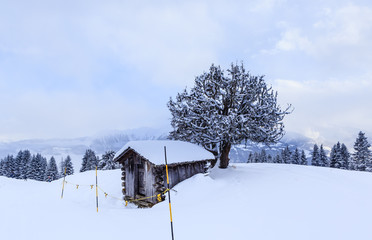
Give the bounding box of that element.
[1,163,371,240]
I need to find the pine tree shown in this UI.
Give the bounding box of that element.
[40,156,47,181]
[247,152,254,163]
[352,131,371,171]
[319,144,329,167]
[281,146,292,164]
[63,155,74,175]
[45,156,59,181]
[0,158,5,177]
[0,158,9,176]
[80,155,88,172]
[0,159,4,176]
[274,154,282,163]
[311,144,320,166]
[259,149,268,163]
[13,150,23,179]
[80,149,98,172]
[60,159,65,176]
[168,63,291,168]
[98,150,118,170]
[253,152,260,163]
[329,143,339,168]
[1,156,10,177]
[5,155,15,178]
[267,155,273,163]
[27,154,45,181]
[300,150,307,165]
[291,148,300,164]
[20,150,31,179]
[340,144,350,170]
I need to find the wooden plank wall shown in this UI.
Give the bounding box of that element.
[120,152,209,206]
[165,161,208,189]
[125,156,135,197]
[144,161,156,201]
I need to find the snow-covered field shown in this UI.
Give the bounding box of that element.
[1,163,371,240]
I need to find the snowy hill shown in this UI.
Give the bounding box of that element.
[0,127,168,168]
[0,163,371,240]
[0,128,315,167]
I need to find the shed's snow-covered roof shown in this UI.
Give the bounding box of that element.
[114,140,214,165]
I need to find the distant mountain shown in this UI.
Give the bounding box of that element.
[89,128,168,153]
[0,128,168,169]
[230,132,316,163]
[0,128,315,167]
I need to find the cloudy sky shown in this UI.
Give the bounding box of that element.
[1,0,371,146]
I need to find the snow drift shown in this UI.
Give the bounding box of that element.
[0,163,371,240]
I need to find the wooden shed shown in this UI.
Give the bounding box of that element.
[113,140,214,207]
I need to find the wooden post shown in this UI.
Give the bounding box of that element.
[61,167,66,199]
[96,166,99,212]
[164,146,175,240]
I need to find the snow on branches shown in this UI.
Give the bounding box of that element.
[168,63,292,168]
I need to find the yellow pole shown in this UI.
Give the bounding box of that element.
[61,167,67,199]
[164,146,174,240]
[96,166,99,212]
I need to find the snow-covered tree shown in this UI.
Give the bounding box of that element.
[80,149,98,172]
[4,155,15,178]
[319,145,329,167]
[0,159,4,176]
[330,142,342,168]
[348,158,356,171]
[274,154,282,163]
[259,149,268,163]
[13,150,23,179]
[60,159,65,176]
[168,63,291,168]
[20,150,31,179]
[61,155,74,176]
[45,156,59,181]
[311,144,320,166]
[330,142,350,169]
[98,150,118,170]
[27,154,47,181]
[267,154,273,163]
[254,152,260,163]
[0,159,3,176]
[340,143,350,170]
[0,158,5,177]
[0,156,12,177]
[247,152,254,163]
[300,150,307,165]
[281,146,292,164]
[41,156,47,180]
[352,131,371,171]
[291,148,300,164]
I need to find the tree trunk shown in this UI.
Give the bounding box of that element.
[210,158,218,168]
[219,142,231,169]
[204,144,218,168]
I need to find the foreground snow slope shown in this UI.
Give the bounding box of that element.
[0,163,371,240]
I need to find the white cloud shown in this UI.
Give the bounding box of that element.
[275,29,314,53]
[0,1,223,88]
[272,76,372,147]
[314,4,372,46]
[1,0,372,144]
[272,3,372,61]
[248,0,286,12]
[94,2,222,87]
[0,89,170,140]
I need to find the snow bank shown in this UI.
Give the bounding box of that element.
[0,164,372,240]
[114,140,214,164]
